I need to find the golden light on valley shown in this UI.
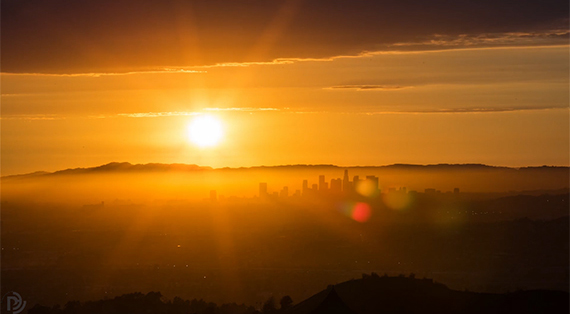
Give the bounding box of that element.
[187,115,224,148]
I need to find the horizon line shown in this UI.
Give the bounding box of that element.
[3,161,569,179]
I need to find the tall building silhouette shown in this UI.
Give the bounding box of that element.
[366,175,379,193]
[302,179,309,196]
[280,186,289,198]
[353,175,360,189]
[330,178,342,193]
[259,182,268,197]
[319,175,327,192]
[342,169,351,193]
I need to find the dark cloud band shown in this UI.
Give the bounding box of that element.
[2,0,568,73]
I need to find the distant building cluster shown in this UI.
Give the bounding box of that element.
[256,170,381,199]
[256,170,460,199]
[208,169,460,201]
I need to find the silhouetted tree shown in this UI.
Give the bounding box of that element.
[279,296,293,310]
[262,297,276,314]
[203,303,218,314]
[27,292,262,314]
[28,304,52,314]
[191,298,209,313]
[145,291,163,304]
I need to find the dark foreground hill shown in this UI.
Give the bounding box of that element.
[27,274,569,314]
[289,274,569,314]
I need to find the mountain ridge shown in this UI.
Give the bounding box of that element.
[3,162,569,180]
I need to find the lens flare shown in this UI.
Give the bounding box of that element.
[338,201,372,223]
[352,202,372,222]
[355,180,378,198]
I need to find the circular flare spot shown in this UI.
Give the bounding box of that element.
[355,180,378,198]
[352,202,372,222]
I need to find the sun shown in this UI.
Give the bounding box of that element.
[187,115,224,147]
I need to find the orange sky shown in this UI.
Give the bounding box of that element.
[1,0,569,175]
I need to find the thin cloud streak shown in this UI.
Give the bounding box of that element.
[117,108,281,118]
[325,85,413,91]
[204,108,281,112]
[0,68,206,78]
[1,93,28,97]
[3,106,566,121]
[0,114,66,120]
[2,31,566,75]
[117,112,202,118]
[360,105,569,115]
[194,35,569,69]
[386,30,569,52]
[365,44,570,57]
[1,34,566,77]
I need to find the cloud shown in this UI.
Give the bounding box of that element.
[2,0,567,74]
[0,114,64,120]
[1,93,28,97]
[0,68,206,77]
[386,30,569,51]
[117,106,569,117]
[2,105,566,121]
[117,112,201,118]
[117,108,281,118]
[360,105,569,115]
[326,85,413,91]
[203,108,281,112]
[4,111,201,120]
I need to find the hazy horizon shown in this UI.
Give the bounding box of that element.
[3,162,568,206]
[3,160,570,178]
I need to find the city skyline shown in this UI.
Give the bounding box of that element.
[212,169,459,201]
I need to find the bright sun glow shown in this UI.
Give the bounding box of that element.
[187,115,224,147]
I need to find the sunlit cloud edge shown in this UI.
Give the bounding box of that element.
[325,85,414,91]
[1,31,567,76]
[3,106,567,121]
[0,68,206,78]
